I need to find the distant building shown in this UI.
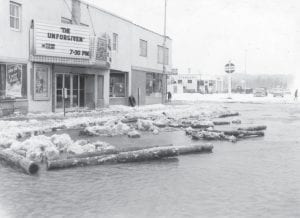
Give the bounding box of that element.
[168,73,224,94]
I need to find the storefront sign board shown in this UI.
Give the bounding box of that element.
[34,22,90,59]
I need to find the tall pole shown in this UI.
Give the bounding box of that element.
[244,49,247,74]
[162,0,167,103]
[228,74,232,98]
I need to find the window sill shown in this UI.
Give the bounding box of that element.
[0,98,27,102]
[109,96,126,98]
[10,27,21,32]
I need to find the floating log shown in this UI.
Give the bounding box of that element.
[237,125,267,131]
[47,147,178,170]
[176,144,213,154]
[47,144,214,170]
[195,129,264,140]
[218,112,239,118]
[237,131,264,137]
[213,121,230,125]
[66,144,173,159]
[191,131,225,141]
[0,149,39,175]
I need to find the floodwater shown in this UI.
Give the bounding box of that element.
[1,102,300,218]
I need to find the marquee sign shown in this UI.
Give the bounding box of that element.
[34,22,90,59]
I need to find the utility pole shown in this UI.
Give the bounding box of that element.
[244,49,247,74]
[162,0,167,103]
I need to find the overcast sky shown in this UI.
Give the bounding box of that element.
[84,0,300,76]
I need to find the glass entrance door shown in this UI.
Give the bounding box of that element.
[56,74,74,109]
[55,74,90,110]
[56,74,63,109]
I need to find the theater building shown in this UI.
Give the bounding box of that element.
[0,0,172,115]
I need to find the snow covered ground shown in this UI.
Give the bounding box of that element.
[0,103,235,162]
[173,93,297,104]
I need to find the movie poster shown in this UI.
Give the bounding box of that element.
[6,64,22,98]
[35,65,49,100]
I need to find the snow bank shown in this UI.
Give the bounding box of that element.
[127,130,141,138]
[81,119,131,136]
[9,134,113,162]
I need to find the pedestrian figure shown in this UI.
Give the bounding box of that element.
[294,89,298,101]
[167,91,172,102]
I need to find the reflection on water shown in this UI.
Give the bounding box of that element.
[1,103,300,218]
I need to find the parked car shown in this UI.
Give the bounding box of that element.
[245,88,253,94]
[272,88,284,97]
[253,88,268,97]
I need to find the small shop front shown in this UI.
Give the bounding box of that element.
[131,68,166,105]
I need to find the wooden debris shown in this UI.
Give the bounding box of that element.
[218,112,239,118]
[232,119,242,124]
[191,128,265,142]
[213,121,230,125]
[47,147,178,170]
[47,144,214,170]
[176,144,213,154]
[0,149,39,175]
[212,130,265,137]
[191,121,214,129]
[237,126,267,131]
[66,144,174,159]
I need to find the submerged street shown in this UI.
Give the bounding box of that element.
[1,101,300,218]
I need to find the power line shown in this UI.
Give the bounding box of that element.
[63,0,72,16]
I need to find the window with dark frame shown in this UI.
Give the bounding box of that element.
[146,73,162,96]
[188,80,192,84]
[113,33,118,51]
[140,39,148,57]
[110,73,126,97]
[10,1,21,30]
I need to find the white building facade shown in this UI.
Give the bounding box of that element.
[0,0,172,115]
[168,74,224,94]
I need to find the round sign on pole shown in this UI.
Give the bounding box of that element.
[225,61,235,74]
[225,61,234,99]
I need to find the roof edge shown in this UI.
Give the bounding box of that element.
[79,0,171,40]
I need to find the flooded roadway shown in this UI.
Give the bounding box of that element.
[1,102,300,218]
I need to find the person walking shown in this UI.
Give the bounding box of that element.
[294,89,298,101]
[167,91,172,102]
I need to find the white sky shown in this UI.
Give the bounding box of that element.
[84,0,300,76]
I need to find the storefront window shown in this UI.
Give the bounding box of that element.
[146,73,162,96]
[0,65,6,99]
[110,73,126,97]
[0,63,27,100]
